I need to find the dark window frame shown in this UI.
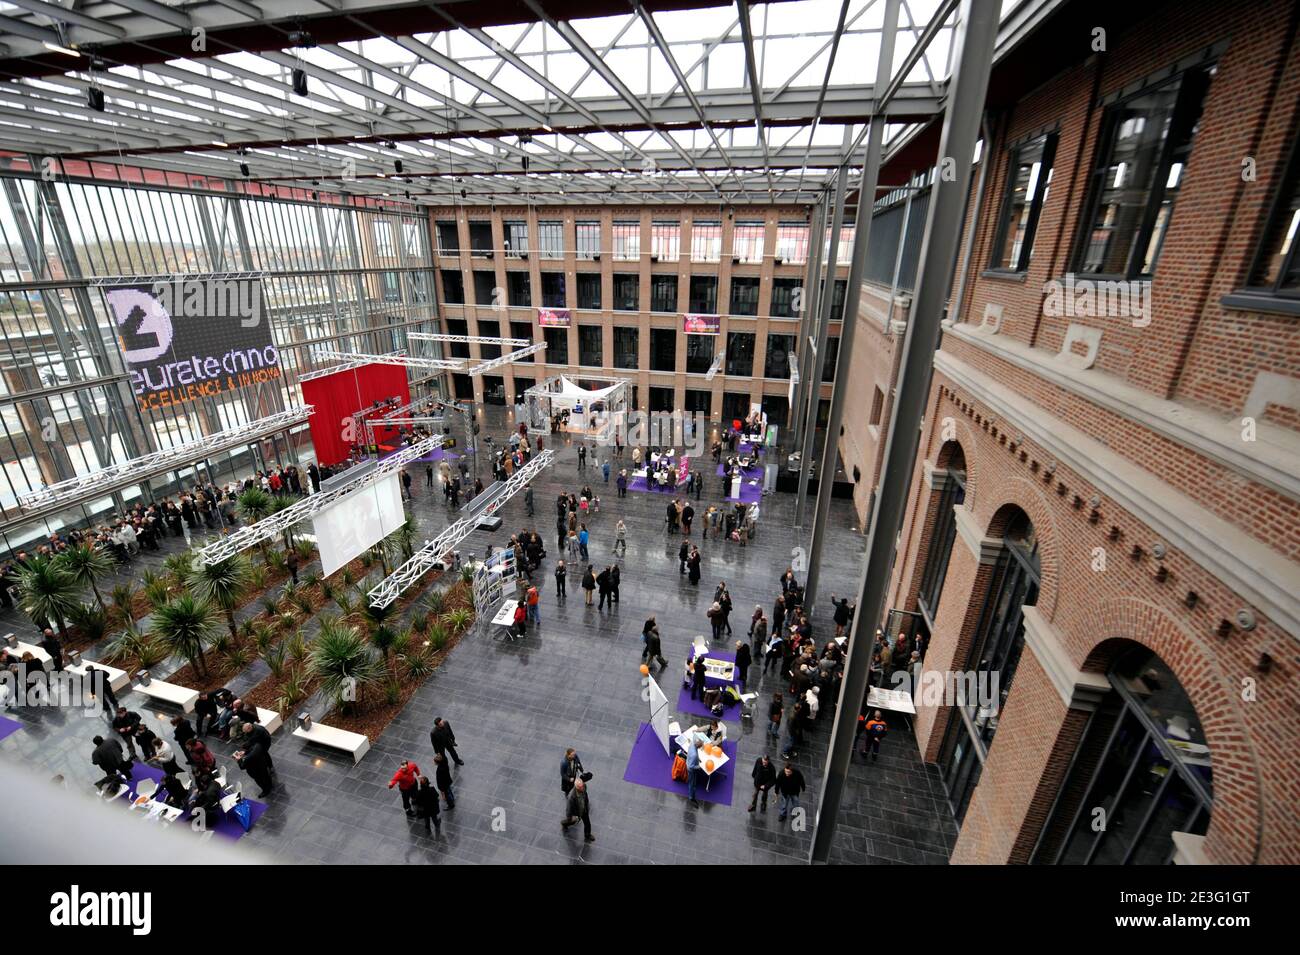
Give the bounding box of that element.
[989,132,1058,273]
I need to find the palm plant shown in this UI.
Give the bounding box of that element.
[424,589,446,618]
[404,647,435,680]
[442,607,473,635]
[68,602,108,644]
[188,553,252,640]
[110,583,138,624]
[458,564,475,585]
[264,642,288,680]
[17,554,79,638]
[150,594,221,678]
[268,493,298,549]
[143,577,172,610]
[57,543,115,611]
[105,625,169,670]
[237,488,274,560]
[275,666,312,715]
[294,539,316,563]
[306,617,383,710]
[369,623,398,664]
[246,563,268,593]
[426,621,449,652]
[162,551,194,589]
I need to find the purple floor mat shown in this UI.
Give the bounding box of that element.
[0,714,22,741]
[414,446,460,463]
[622,722,737,806]
[122,763,267,840]
[675,649,744,720]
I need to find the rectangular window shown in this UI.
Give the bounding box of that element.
[472,270,497,306]
[507,270,531,307]
[468,221,493,256]
[441,269,465,303]
[689,275,718,314]
[764,334,795,379]
[649,386,675,413]
[578,325,603,367]
[771,277,802,317]
[650,327,676,372]
[374,220,396,256]
[1077,65,1213,277]
[650,274,677,313]
[821,336,840,382]
[822,278,847,321]
[613,273,640,311]
[476,320,502,359]
[870,386,884,425]
[685,334,715,374]
[685,389,711,415]
[541,272,566,308]
[824,225,855,265]
[436,220,459,255]
[729,276,759,316]
[650,221,680,262]
[613,326,639,369]
[538,220,564,259]
[732,220,765,264]
[775,221,809,264]
[510,321,534,362]
[576,272,601,310]
[991,133,1057,271]
[1249,136,1300,295]
[692,220,722,262]
[576,220,601,259]
[726,331,755,377]
[381,271,400,301]
[503,220,529,258]
[761,394,789,428]
[445,319,471,357]
[613,221,640,261]
[543,326,569,364]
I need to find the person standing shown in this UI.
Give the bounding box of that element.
[524,483,534,516]
[687,546,702,586]
[750,608,768,661]
[561,778,594,842]
[616,470,627,499]
[38,628,63,671]
[413,776,442,835]
[234,733,274,798]
[861,710,888,761]
[748,754,776,812]
[735,640,752,688]
[831,594,853,639]
[554,559,567,600]
[433,753,455,808]
[400,468,413,501]
[596,565,614,611]
[581,565,596,606]
[775,762,806,823]
[642,617,667,671]
[666,500,679,533]
[577,444,587,471]
[526,583,540,625]
[285,549,299,585]
[615,519,627,555]
[560,748,585,796]
[387,759,421,816]
[425,462,434,489]
[681,502,695,535]
[689,653,707,701]
[767,692,784,740]
[602,459,611,484]
[611,564,621,604]
[112,706,141,759]
[685,736,702,808]
[90,734,129,792]
[430,717,464,766]
[679,539,690,574]
[578,524,590,562]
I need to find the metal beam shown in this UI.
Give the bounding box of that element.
[3,0,129,38]
[809,0,999,866]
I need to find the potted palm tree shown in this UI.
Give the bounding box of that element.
[57,543,114,612]
[307,617,382,712]
[151,593,221,679]
[188,553,252,641]
[17,554,79,639]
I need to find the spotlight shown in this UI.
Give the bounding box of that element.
[239,162,250,177]
[460,188,467,199]
[394,159,403,174]
[288,30,316,48]
[87,87,105,112]
[292,68,308,96]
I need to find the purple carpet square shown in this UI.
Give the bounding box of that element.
[675,684,743,721]
[622,722,736,806]
[415,446,460,463]
[123,763,267,840]
[0,714,22,742]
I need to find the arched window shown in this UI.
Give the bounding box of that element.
[917,443,967,626]
[938,506,1039,822]
[1031,645,1213,864]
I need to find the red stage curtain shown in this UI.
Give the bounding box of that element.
[300,363,411,466]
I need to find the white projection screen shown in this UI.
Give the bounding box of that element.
[647,676,671,755]
[312,473,405,577]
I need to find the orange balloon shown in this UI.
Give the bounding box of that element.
[705,760,715,772]
[639,664,650,676]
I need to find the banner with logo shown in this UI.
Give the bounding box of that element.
[103,278,278,412]
[683,313,720,335]
[537,307,571,327]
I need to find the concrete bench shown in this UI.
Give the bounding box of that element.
[67,660,131,694]
[293,721,370,763]
[3,637,52,670]
[132,675,199,713]
[255,707,283,734]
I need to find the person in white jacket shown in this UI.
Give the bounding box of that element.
[805,686,820,720]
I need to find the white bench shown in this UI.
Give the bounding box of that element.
[4,638,52,670]
[67,660,131,694]
[293,721,370,763]
[256,707,283,735]
[132,677,199,713]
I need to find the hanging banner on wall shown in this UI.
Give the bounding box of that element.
[103,278,278,412]
[683,313,720,335]
[537,307,571,327]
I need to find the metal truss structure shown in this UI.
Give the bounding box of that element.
[0,0,1066,206]
[298,351,406,383]
[314,349,466,372]
[367,448,554,608]
[705,352,725,381]
[16,406,313,512]
[468,342,548,376]
[408,333,530,348]
[197,434,440,565]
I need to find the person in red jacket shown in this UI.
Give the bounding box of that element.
[388,759,421,816]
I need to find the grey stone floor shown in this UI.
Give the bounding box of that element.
[0,413,957,864]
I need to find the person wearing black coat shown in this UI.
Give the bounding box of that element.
[84,665,118,718]
[159,771,189,808]
[235,739,274,797]
[238,720,275,770]
[748,754,777,812]
[560,748,585,795]
[690,653,707,700]
[734,641,752,687]
[430,718,464,766]
[111,707,141,758]
[774,762,806,822]
[194,690,219,737]
[433,753,455,808]
[679,540,690,574]
[171,715,196,750]
[413,776,442,834]
[595,566,614,611]
[642,624,667,672]
[90,735,128,791]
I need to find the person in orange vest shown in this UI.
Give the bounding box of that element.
[387,759,421,816]
[526,583,540,626]
[861,710,888,762]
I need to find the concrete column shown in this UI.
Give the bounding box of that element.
[789,196,826,445]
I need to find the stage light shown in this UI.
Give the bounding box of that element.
[239,162,250,177]
[87,87,105,112]
[394,159,403,174]
[292,68,308,96]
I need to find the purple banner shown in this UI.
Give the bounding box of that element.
[683,313,720,334]
[537,307,571,328]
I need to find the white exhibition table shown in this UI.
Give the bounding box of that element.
[674,731,731,789]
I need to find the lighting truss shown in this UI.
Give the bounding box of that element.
[314,349,466,371]
[408,332,531,348]
[468,342,548,376]
[705,352,725,381]
[16,406,313,510]
[367,449,554,608]
[197,434,440,565]
[85,270,265,288]
[298,350,405,382]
